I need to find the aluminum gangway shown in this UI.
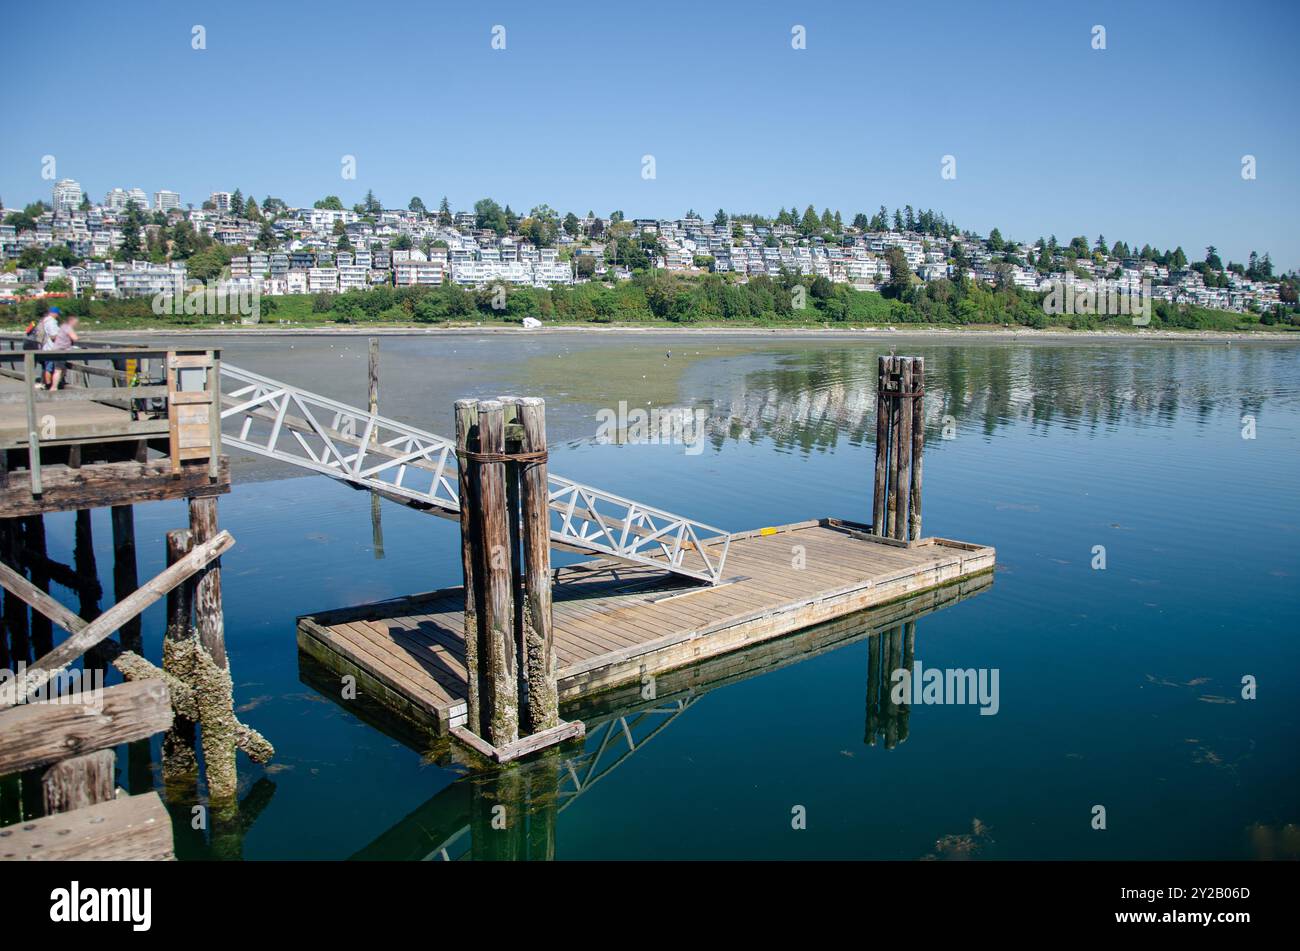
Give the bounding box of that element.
[218,363,730,584]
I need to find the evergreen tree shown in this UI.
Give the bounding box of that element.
[799,205,820,236]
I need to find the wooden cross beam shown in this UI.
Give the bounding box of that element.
[0,530,233,706]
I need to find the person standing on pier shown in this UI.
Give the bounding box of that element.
[36,305,61,388]
[47,311,79,390]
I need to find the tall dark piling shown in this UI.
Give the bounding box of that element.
[871,355,926,542]
[455,396,567,755]
[455,400,484,735]
[515,398,557,733]
[161,529,199,788]
[474,400,519,747]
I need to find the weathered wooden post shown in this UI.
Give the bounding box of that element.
[0,520,30,665]
[188,496,237,800]
[73,509,100,621]
[42,750,115,815]
[872,355,926,542]
[515,398,558,733]
[111,503,152,792]
[872,357,890,537]
[894,360,913,541]
[908,358,925,541]
[370,492,385,560]
[188,497,227,669]
[161,529,199,787]
[474,400,519,747]
[367,337,379,443]
[24,515,52,656]
[455,399,483,735]
[111,505,141,653]
[498,396,525,704]
[453,396,579,761]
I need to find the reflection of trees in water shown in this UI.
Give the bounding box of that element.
[692,344,1284,455]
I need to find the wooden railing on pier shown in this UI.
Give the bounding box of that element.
[0,335,222,501]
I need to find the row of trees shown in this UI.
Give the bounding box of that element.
[285,267,1291,332]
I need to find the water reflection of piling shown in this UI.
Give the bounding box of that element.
[884,625,901,749]
[899,621,915,745]
[865,628,881,746]
[468,753,560,861]
[864,622,913,750]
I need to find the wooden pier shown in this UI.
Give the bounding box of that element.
[298,517,995,739]
[0,336,271,861]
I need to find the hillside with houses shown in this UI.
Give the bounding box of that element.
[2,183,1295,328]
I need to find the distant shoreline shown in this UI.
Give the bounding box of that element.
[85,323,1300,343]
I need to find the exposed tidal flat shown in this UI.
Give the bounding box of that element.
[63,331,1298,859]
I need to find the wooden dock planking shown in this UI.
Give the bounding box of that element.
[0,791,175,861]
[0,375,168,447]
[298,518,995,737]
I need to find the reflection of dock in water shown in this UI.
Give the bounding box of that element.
[329,573,991,860]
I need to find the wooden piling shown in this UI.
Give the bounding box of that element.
[454,399,483,735]
[894,358,913,541]
[111,503,151,792]
[42,750,116,814]
[187,495,237,801]
[886,359,902,538]
[187,496,227,670]
[111,505,142,653]
[367,337,379,444]
[370,492,385,560]
[498,397,526,707]
[73,509,99,621]
[161,529,199,786]
[23,515,52,657]
[516,397,558,733]
[0,519,30,665]
[872,355,926,542]
[872,356,890,536]
[908,358,925,542]
[474,400,518,747]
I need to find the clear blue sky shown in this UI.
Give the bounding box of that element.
[5,0,1297,269]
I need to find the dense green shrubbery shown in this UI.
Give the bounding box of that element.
[2,270,1294,332]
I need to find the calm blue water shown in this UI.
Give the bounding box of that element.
[17,335,1300,859]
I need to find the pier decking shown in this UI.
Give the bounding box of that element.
[298,518,995,737]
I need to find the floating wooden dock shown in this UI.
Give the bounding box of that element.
[298,517,995,739]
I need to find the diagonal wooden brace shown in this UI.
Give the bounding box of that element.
[0,531,272,763]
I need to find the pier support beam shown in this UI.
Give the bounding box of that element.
[187,496,238,801]
[161,529,199,788]
[871,356,926,542]
[24,515,52,657]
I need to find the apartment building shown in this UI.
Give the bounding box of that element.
[53,179,82,214]
[308,267,339,293]
[393,260,443,286]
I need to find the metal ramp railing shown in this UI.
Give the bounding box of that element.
[218,363,730,584]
